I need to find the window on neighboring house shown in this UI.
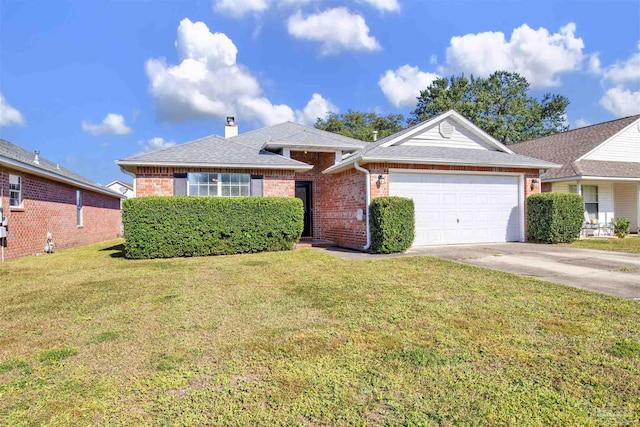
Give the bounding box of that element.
[187,173,250,197]
[570,184,598,220]
[9,174,21,207]
[76,190,83,226]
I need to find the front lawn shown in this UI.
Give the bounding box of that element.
[568,236,640,254]
[1,240,639,425]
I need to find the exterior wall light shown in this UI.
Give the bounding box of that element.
[530,178,540,191]
[377,175,386,186]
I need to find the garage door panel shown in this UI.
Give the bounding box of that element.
[390,172,521,246]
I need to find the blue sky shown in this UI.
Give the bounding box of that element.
[1,0,638,185]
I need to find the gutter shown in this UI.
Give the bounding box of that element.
[116,160,313,172]
[353,161,371,251]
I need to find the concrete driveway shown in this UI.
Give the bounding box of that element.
[319,243,640,299]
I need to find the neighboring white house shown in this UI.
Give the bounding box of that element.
[106,180,134,198]
[511,115,640,233]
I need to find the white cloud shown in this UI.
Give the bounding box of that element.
[213,0,269,17]
[574,118,591,128]
[444,23,585,87]
[82,113,132,135]
[378,65,439,107]
[213,0,396,17]
[146,18,335,126]
[602,44,640,84]
[588,54,602,74]
[295,93,337,125]
[361,0,399,12]
[600,87,640,117]
[287,8,381,55]
[139,137,176,153]
[0,94,26,127]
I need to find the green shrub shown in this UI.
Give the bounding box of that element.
[527,193,584,243]
[122,197,304,259]
[611,217,631,239]
[370,197,415,253]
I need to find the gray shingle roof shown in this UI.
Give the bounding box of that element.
[573,160,640,179]
[510,115,640,180]
[232,122,367,150]
[118,135,312,170]
[118,121,366,170]
[0,138,122,197]
[362,145,557,168]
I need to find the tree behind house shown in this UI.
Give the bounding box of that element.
[409,71,570,144]
[315,110,405,142]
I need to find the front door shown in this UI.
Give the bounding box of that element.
[295,181,313,237]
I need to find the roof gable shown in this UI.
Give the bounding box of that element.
[379,110,513,154]
[510,115,640,164]
[580,117,640,162]
[323,110,559,174]
[510,114,640,181]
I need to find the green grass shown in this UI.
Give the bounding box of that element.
[1,239,639,425]
[568,236,640,253]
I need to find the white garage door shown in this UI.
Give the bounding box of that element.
[389,172,521,246]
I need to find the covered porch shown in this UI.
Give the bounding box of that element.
[549,179,640,234]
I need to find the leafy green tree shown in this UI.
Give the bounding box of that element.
[315,110,405,142]
[410,71,570,144]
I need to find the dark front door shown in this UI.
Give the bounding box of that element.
[295,181,313,237]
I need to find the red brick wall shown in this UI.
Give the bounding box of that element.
[135,167,295,197]
[0,166,121,260]
[317,153,368,249]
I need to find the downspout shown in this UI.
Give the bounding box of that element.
[353,161,371,251]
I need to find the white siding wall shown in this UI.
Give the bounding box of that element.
[401,120,496,150]
[551,181,614,224]
[613,182,639,233]
[584,120,640,162]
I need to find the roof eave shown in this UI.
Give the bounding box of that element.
[0,156,124,198]
[322,155,558,174]
[115,160,313,172]
[542,175,640,183]
[361,156,559,169]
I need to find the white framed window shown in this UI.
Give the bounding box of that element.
[570,185,598,220]
[76,190,83,226]
[9,174,22,207]
[187,173,249,197]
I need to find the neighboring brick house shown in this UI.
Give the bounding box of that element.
[117,111,557,250]
[0,139,122,260]
[511,115,640,233]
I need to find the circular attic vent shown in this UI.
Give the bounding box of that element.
[439,120,455,138]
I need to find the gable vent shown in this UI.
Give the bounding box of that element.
[439,121,455,138]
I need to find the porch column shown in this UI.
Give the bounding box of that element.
[576,181,582,196]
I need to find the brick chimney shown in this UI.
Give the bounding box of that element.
[225,116,238,138]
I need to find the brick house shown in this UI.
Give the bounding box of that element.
[0,138,122,260]
[117,111,557,250]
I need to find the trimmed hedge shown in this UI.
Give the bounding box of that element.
[527,192,583,243]
[370,197,415,253]
[122,196,304,259]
